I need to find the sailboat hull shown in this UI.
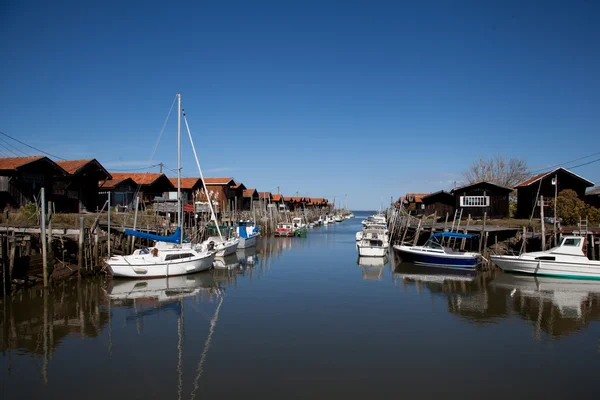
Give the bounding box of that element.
[106,252,216,278]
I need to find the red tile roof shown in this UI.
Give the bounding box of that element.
[168,177,202,190]
[272,194,283,201]
[243,189,257,197]
[99,177,135,189]
[0,156,45,170]
[204,177,235,185]
[404,193,430,203]
[55,159,94,174]
[259,192,272,199]
[110,172,165,186]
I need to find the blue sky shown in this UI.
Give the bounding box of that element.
[1,0,599,209]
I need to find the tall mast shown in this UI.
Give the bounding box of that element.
[177,93,183,245]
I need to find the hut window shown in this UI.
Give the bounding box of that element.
[460,196,489,207]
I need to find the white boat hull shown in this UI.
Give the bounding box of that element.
[215,240,239,257]
[357,244,388,257]
[491,255,600,280]
[237,234,258,249]
[106,252,215,278]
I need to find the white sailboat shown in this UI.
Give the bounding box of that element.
[105,94,215,278]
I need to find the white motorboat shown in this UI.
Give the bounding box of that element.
[356,224,389,242]
[362,213,386,227]
[236,220,260,248]
[334,215,344,223]
[356,228,389,257]
[490,236,600,280]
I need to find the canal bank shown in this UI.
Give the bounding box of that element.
[1,212,599,399]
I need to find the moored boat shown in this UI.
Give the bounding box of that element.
[236,220,260,248]
[275,223,295,237]
[393,232,481,270]
[490,236,600,280]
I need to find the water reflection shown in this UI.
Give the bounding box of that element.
[357,256,388,280]
[492,274,600,337]
[1,278,109,383]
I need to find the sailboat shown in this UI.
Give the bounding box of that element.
[105,94,216,278]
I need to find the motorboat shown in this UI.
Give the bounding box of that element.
[236,220,260,248]
[275,223,294,237]
[393,232,481,270]
[356,224,389,242]
[292,217,307,237]
[362,213,386,227]
[491,236,600,280]
[356,228,389,257]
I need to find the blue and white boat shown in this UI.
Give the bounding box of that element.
[393,232,481,270]
[236,220,260,249]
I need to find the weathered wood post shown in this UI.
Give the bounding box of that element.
[94,232,99,267]
[47,201,53,251]
[540,195,546,251]
[78,217,85,275]
[413,218,422,246]
[431,211,437,233]
[41,187,48,287]
[461,214,471,250]
[130,196,140,253]
[522,226,527,253]
[107,192,111,256]
[1,236,9,296]
[479,212,486,254]
[591,234,596,260]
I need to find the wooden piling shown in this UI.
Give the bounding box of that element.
[413,219,422,246]
[41,187,48,287]
[78,217,85,274]
[1,236,9,295]
[540,195,546,250]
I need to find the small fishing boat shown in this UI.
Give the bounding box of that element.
[356,223,389,242]
[393,232,481,270]
[356,228,389,257]
[334,215,344,223]
[236,220,260,248]
[362,213,386,227]
[292,217,307,237]
[490,236,600,280]
[275,223,295,237]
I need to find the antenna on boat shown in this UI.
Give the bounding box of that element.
[177,93,183,246]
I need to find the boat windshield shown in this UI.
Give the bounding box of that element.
[424,240,443,250]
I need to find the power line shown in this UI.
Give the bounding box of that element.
[0,131,65,160]
[0,136,29,156]
[0,143,20,157]
[530,151,600,174]
[567,157,600,170]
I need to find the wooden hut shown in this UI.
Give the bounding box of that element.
[421,191,455,218]
[54,159,111,212]
[585,187,600,209]
[403,193,429,215]
[451,181,512,219]
[98,177,137,209]
[515,168,594,219]
[168,177,204,203]
[202,177,238,212]
[108,173,174,205]
[0,156,67,209]
[241,188,259,210]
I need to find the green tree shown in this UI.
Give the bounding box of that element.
[552,189,600,225]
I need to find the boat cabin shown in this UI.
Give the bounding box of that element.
[548,236,586,257]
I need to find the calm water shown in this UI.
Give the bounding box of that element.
[2,211,599,399]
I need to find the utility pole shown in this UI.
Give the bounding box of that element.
[159,162,164,174]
